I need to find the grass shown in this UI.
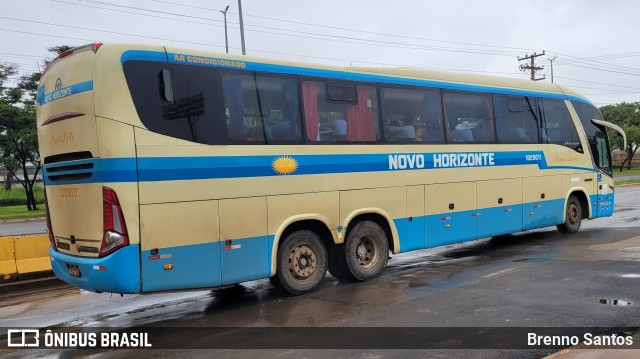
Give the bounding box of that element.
[0,205,45,220]
[613,166,640,177]
[615,179,640,186]
[0,185,45,205]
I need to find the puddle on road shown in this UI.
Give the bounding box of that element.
[598,299,632,306]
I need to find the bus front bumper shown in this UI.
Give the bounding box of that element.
[49,245,141,294]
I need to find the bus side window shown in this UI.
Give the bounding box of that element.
[494,95,539,144]
[539,98,581,150]
[380,87,443,143]
[443,92,495,143]
[303,81,379,143]
[222,73,302,144]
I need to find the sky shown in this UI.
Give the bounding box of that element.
[2,0,640,107]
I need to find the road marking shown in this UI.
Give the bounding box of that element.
[483,268,515,278]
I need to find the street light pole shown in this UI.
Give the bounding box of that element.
[548,56,558,83]
[220,5,230,53]
[238,0,246,55]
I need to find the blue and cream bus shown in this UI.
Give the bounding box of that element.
[37,43,625,295]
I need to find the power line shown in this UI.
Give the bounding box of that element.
[0,16,227,50]
[558,62,640,77]
[0,26,526,78]
[551,51,640,73]
[53,0,525,57]
[149,0,538,54]
[148,0,640,75]
[554,76,640,90]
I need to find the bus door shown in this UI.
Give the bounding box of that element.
[595,132,614,217]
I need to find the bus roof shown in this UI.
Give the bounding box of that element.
[101,43,594,106]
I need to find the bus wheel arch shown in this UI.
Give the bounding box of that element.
[558,190,590,234]
[269,217,334,295]
[330,212,394,282]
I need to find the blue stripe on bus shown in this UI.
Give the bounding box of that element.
[42,151,595,185]
[140,235,273,292]
[51,198,569,293]
[590,193,614,218]
[50,245,141,294]
[141,242,222,292]
[120,50,167,64]
[37,80,93,106]
[523,199,565,229]
[121,50,593,105]
[42,158,137,186]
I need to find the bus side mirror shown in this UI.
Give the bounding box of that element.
[159,69,174,103]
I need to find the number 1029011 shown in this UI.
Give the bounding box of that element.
[59,187,78,198]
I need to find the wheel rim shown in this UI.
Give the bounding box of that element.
[568,202,580,225]
[288,243,317,280]
[355,236,379,269]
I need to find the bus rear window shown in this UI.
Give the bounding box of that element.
[123,61,224,145]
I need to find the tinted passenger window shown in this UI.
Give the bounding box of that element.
[381,87,443,142]
[443,92,495,143]
[540,99,581,150]
[123,61,222,144]
[493,96,539,144]
[302,81,379,142]
[222,73,301,143]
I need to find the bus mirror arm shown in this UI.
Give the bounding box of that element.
[591,119,626,150]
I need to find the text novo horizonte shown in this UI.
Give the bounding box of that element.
[388,152,496,170]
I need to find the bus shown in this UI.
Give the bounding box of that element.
[37,43,626,296]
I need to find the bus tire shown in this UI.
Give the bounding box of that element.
[275,230,328,295]
[344,221,389,281]
[328,243,352,281]
[268,275,284,289]
[557,195,582,234]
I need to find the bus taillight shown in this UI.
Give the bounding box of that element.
[100,186,129,257]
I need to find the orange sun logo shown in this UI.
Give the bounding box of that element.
[272,156,298,175]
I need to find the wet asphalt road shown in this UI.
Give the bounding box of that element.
[0,219,45,236]
[1,186,640,358]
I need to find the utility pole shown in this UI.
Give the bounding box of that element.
[220,5,230,53]
[548,56,558,83]
[238,0,246,55]
[518,51,546,81]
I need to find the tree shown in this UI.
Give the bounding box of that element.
[0,102,40,210]
[599,102,640,171]
[0,46,72,210]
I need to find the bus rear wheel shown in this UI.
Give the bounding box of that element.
[557,195,582,234]
[274,230,328,295]
[343,221,389,281]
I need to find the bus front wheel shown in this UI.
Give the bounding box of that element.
[274,230,328,295]
[344,221,389,281]
[557,195,582,234]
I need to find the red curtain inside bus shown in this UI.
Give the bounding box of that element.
[302,82,319,141]
[346,87,376,141]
